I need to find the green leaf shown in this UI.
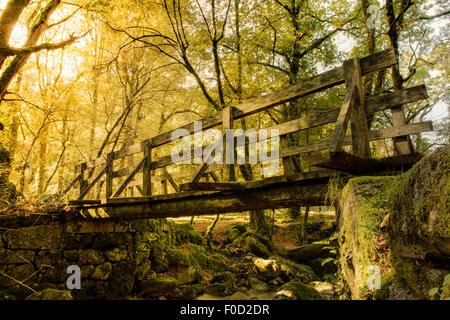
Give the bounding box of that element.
[443,274,450,286]
[428,287,439,297]
[321,257,334,266]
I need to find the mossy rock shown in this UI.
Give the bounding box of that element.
[138,275,178,297]
[338,176,393,298]
[105,247,129,262]
[206,272,236,297]
[78,249,105,265]
[149,246,168,273]
[107,262,136,298]
[61,234,93,249]
[389,255,447,299]
[92,262,113,280]
[275,281,322,300]
[373,270,396,300]
[272,256,320,283]
[188,230,204,245]
[245,232,274,251]
[225,224,247,243]
[207,254,227,272]
[173,223,204,245]
[388,147,450,259]
[167,248,194,267]
[92,233,133,249]
[25,289,73,300]
[0,284,41,300]
[131,219,168,233]
[245,236,270,258]
[186,244,208,268]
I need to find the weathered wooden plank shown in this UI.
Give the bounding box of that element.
[78,166,107,200]
[69,199,102,205]
[74,156,107,172]
[329,86,356,153]
[391,107,412,154]
[142,140,152,196]
[222,106,235,181]
[234,48,396,118]
[124,164,222,187]
[191,134,225,183]
[72,181,330,219]
[113,167,131,178]
[281,122,433,158]
[136,185,144,196]
[112,158,146,198]
[379,153,423,170]
[312,151,384,174]
[368,121,433,140]
[112,139,149,160]
[105,154,113,198]
[79,162,87,198]
[161,180,168,195]
[110,182,328,218]
[180,182,244,192]
[62,174,82,195]
[344,57,371,157]
[162,167,180,193]
[366,84,427,114]
[209,171,220,182]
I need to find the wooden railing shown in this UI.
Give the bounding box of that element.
[65,48,432,201]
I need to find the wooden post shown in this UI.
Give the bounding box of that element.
[391,107,412,155]
[79,163,86,199]
[142,139,152,196]
[222,106,235,181]
[281,136,296,175]
[161,180,168,195]
[343,57,371,157]
[105,153,113,198]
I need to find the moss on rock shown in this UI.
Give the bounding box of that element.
[25,288,73,300]
[275,281,322,300]
[388,147,450,259]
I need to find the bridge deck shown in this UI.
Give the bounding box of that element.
[69,152,420,220]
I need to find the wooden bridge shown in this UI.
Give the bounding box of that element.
[65,48,432,220]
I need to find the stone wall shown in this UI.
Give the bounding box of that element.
[0,215,204,300]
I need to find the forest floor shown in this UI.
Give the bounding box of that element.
[169,210,340,300]
[169,210,336,254]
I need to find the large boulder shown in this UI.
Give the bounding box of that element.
[338,176,392,299]
[388,147,450,260]
[338,147,450,300]
[253,256,319,283]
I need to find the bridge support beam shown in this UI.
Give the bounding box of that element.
[78,181,330,220]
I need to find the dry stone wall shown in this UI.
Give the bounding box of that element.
[0,216,200,299]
